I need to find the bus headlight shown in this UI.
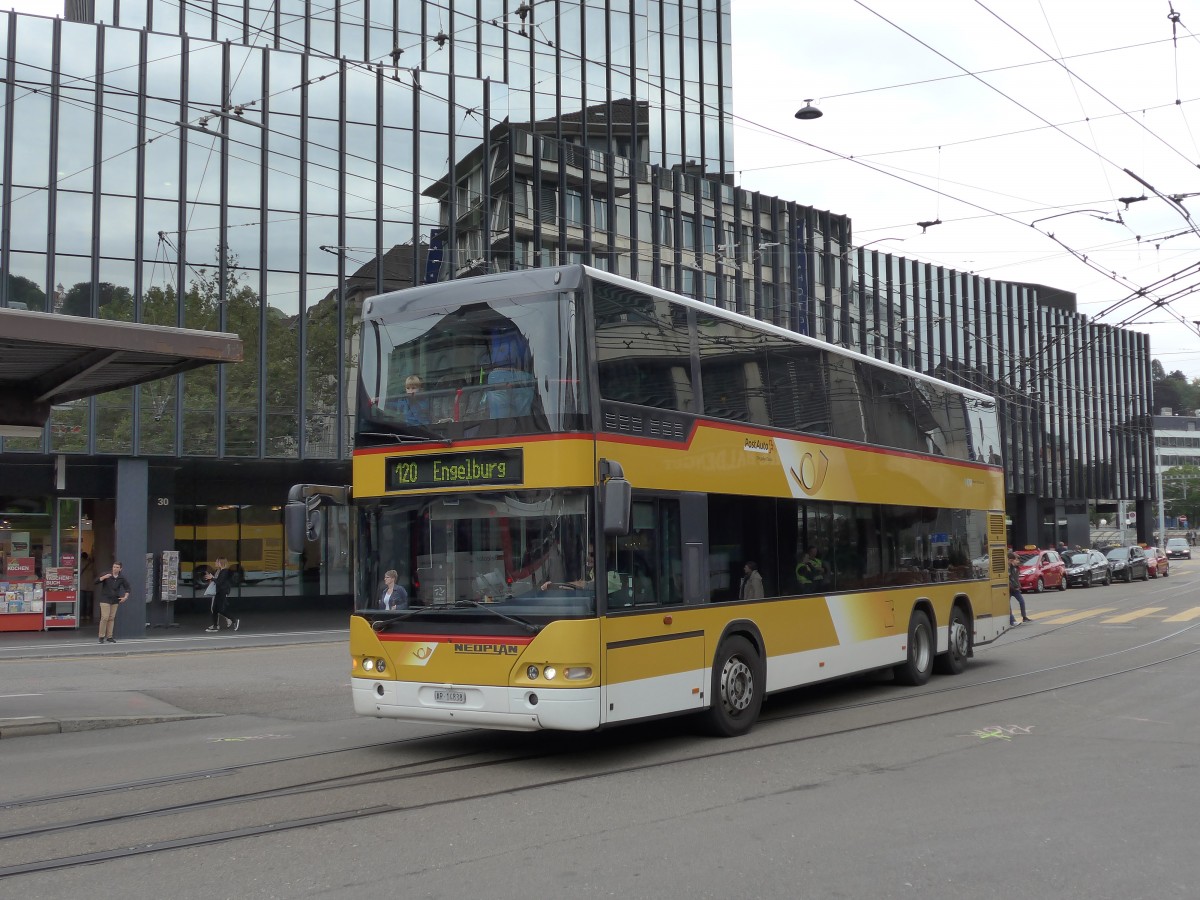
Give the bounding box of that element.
[363,658,375,672]
[565,667,593,680]
[543,666,557,680]
[375,659,386,674]
[526,665,540,680]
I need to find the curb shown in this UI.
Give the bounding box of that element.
[0,714,221,740]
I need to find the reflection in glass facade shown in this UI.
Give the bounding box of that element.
[1,1,1154,601]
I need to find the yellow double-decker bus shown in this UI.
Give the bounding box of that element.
[289,265,1009,735]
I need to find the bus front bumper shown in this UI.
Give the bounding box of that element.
[352,678,601,732]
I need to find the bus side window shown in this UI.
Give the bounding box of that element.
[609,498,683,608]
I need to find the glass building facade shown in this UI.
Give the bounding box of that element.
[0,2,1153,617]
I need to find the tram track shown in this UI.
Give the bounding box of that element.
[2,617,1199,880]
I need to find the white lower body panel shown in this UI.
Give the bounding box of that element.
[352,678,602,732]
[603,669,706,725]
[765,634,908,692]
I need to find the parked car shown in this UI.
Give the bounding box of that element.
[1014,549,1066,593]
[1063,549,1111,587]
[1105,545,1149,582]
[1148,547,1170,578]
[1165,537,1191,559]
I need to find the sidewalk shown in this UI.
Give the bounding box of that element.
[0,608,350,739]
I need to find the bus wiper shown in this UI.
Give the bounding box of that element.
[371,603,457,632]
[359,429,452,446]
[455,599,541,634]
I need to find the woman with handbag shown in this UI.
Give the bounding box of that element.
[204,557,239,632]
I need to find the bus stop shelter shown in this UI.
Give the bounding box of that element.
[0,307,242,437]
[0,307,243,634]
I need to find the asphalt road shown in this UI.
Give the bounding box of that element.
[1,572,1199,899]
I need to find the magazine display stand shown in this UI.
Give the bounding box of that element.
[1,558,45,632]
[43,566,78,629]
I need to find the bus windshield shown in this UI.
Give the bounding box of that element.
[358,290,589,442]
[357,489,597,618]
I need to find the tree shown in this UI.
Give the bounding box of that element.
[5,273,46,310]
[1162,465,1200,529]
[59,281,135,319]
[1151,359,1197,415]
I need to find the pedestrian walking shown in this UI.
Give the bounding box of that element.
[95,561,130,643]
[1008,551,1029,625]
[204,557,239,633]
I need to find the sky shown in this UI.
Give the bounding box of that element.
[8,0,1200,381]
[731,0,1200,382]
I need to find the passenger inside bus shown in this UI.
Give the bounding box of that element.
[484,323,536,418]
[389,374,431,425]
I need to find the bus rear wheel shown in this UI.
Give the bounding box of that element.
[934,605,969,676]
[703,636,763,737]
[894,609,934,686]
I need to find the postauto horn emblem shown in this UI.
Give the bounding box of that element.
[790,449,830,496]
[408,643,437,666]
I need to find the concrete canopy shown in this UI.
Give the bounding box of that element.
[0,308,243,437]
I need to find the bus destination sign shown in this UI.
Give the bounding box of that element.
[385,449,524,491]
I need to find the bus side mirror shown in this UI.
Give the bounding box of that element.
[600,459,631,536]
[285,499,322,551]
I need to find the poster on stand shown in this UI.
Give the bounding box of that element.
[160,551,180,603]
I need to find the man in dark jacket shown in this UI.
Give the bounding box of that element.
[95,561,130,644]
[1008,552,1029,625]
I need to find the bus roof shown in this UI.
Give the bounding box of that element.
[362,265,997,406]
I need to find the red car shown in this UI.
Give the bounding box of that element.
[1014,549,1067,593]
[1148,547,1170,578]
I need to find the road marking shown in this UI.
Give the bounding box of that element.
[1024,609,1070,620]
[1102,607,1167,624]
[0,693,42,699]
[1038,608,1118,624]
[1164,607,1200,622]
[960,725,1035,741]
[207,734,292,743]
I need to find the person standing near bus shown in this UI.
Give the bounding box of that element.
[205,557,238,632]
[739,561,764,600]
[95,561,130,643]
[1008,551,1029,625]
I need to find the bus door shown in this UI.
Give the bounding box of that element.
[603,496,706,724]
[416,498,507,604]
[416,506,452,605]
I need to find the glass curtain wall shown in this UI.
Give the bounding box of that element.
[4,5,1158,556]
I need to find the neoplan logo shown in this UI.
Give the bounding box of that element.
[454,643,521,655]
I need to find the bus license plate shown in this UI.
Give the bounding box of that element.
[435,689,467,704]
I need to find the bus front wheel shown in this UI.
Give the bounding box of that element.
[703,636,763,737]
[934,605,969,676]
[894,609,934,686]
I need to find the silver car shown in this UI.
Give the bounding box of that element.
[1165,537,1191,560]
